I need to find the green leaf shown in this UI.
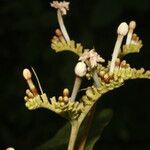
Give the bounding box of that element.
[36,123,71,150]
[85,109,113,150]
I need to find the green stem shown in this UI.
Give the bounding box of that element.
[68,121,80,150]
[67,102,97,150]
[78,104,96,150]
[68,68,103,150]
[77,70,100,150]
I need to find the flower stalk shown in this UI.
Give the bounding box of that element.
[71,62,87,101]
[68,121,80,150]
[109,22,128,75]
[126,21,136,45]
[51,1,70,42]
[77,103,96,150]
[57,9,70,41]
[71,76,82,101]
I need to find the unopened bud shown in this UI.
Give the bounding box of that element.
[55,28,62,36]
[117,22,128,36]
[26,89,34,98]
[99,70,105,77]
[58,96,63,101]
[120,60,127,67]
[26,89,30,95]
[23,69,32,80]
[63,88,69,96]
[129,21,136,30]
[24,96,28,102]
[86,73,91,79]
[115,58,121,66]
[63,96,69,103]
[104,73,109,82]
[60,102,65,107]
[75,62,87,77]
[23,69,38,96]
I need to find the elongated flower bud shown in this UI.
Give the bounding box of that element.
[23,69,32,80]
[23,68,38,96]
[126,21,136,44]
[129,21,136,30]
[63,88,70,96]
[109,22,128,75]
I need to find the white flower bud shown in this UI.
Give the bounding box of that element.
[117,22,128,36]
[75,62,87,77]
[23,68,32,80]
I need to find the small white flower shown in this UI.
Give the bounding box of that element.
[79,49,105,68]
[50,1,70,15]
[89,49,105,68]
[79,49,89,62]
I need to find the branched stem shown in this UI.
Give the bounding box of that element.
[77,70,100,150]
[67,98,99,150]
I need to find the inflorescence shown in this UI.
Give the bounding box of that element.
[22,1,150,149]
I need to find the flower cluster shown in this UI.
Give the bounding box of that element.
[50,1,70,15]
[22,1,150,150]
[23,1,150,119]
[79,49,105,68]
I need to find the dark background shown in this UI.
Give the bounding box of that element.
[0,0,150,149]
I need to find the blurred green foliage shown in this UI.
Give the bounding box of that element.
[0,0,150,149]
